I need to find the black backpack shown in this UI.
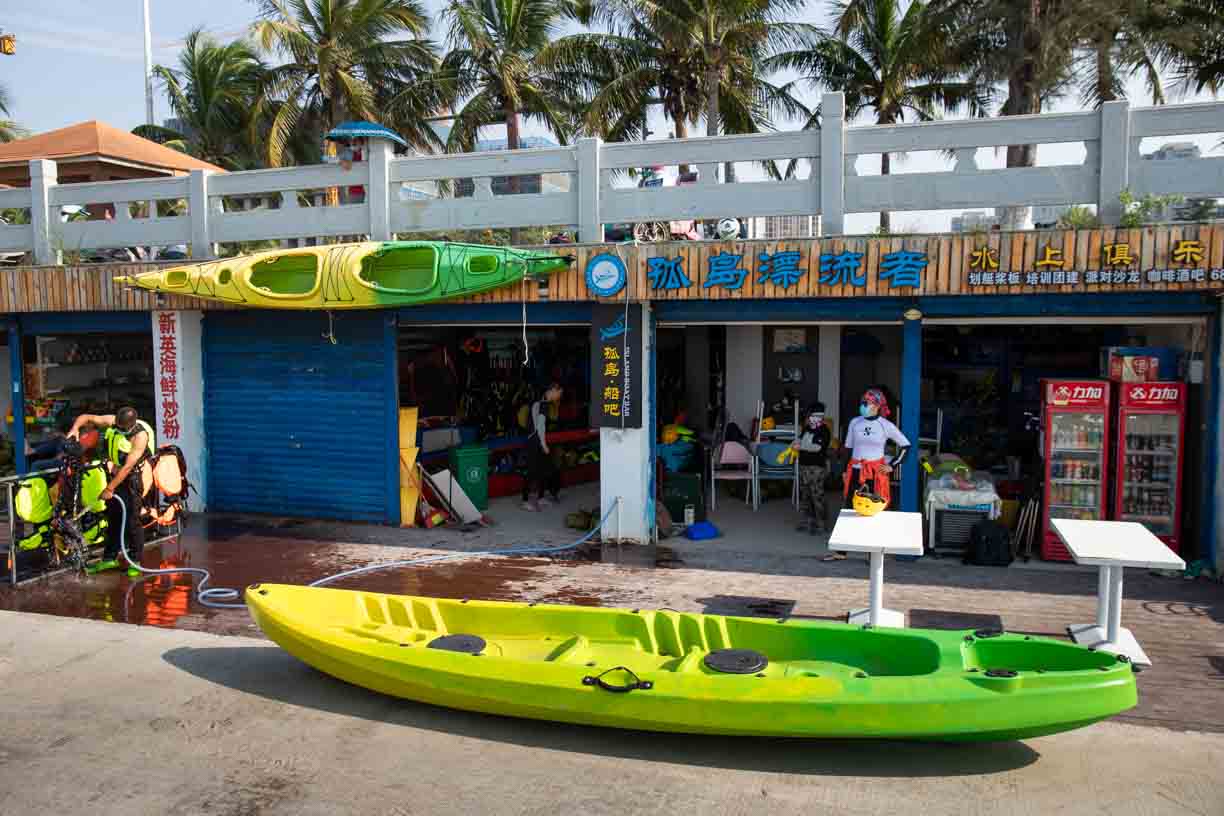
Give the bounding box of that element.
[965,519,1013,566]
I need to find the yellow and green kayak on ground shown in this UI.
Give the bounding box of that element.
[246,584,1137,740]
[116,241,572,309]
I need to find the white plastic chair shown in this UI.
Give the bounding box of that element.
[710,440,755,509]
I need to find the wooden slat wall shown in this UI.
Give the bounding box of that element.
[1,226,1220,314]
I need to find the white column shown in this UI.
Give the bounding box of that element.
[600,303,653,543]
[1097,100,1131,226]
[724,325,763,430]
[818,325,841,430]
[367,138,393,241]
[819,93,845,236]
[153,310,207,508]
[188,169,215,259]
[29,159,58,266]
[576,137,601,243]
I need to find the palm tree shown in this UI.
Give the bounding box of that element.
[251,0,441,166]
[1072,1,1185,107]
[437,0,578,155]
[934,0,1079,171]
[544,0,805,181]
[770,0,992,231]
[134,29,266,169]
[1162,0,1224,94]
[0,81,27,143]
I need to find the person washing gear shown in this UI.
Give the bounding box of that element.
[792,402,831,535]
[68,407,155,576]
[825,389,908,560]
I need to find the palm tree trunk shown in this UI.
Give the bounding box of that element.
[674,114,691,176]
[1095,28,1118,104]
[506,108,522,244]
[879,151,891,233]
[705,64,720,139]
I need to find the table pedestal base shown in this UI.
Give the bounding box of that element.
[848,607,906,628]
[1067,623,1150,668]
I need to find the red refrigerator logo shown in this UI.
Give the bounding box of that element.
[1049,383,1105,407]
[1125,384,1182,406]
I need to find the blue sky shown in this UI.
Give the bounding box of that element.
[2,1,1219,232]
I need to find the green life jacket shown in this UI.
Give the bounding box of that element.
[104,427,132,466]
[104,419,156,466]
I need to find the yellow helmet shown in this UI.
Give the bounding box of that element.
[761,417,776,431]
[852,485,887,517]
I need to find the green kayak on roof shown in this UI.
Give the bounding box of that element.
[116,241,573,309]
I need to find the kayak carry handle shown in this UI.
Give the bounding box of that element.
[583,666,653,693]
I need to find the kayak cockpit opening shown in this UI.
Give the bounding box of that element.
[359,244,438,293]
[217,267,233,285]
[164,269,190,288]
[248,253,319,296]
[964,636,1118,674]
[466,254,500,275]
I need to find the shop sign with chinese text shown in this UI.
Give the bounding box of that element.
[590,304,643,428]
[560,224,1224,301]
[153,311,182,441]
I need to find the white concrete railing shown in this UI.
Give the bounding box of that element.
[3,93,1223,265]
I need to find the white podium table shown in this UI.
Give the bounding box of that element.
[1052,519,1185,668]
[828,509,924,628]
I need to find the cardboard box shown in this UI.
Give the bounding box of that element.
[1101,346,1179,382]
[1112,354,1159,382]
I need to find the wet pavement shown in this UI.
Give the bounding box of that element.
[0,513,600,637]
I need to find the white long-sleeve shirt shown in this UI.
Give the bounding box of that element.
[844,416,909,465]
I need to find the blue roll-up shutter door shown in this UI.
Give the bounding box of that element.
[204,311,397,522]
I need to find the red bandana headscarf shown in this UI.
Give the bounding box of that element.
[862,388,891,418]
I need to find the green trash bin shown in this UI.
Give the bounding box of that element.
[662,472,706,525]
[449,444,490,511]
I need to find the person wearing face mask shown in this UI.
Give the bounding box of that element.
[791,402,832,535]
[842,387,910,509]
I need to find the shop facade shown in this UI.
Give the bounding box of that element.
[3,223,1221,568]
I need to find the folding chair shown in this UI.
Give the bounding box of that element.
[709,441,755,509]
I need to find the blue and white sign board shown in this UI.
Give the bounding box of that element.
[585,252,628,298]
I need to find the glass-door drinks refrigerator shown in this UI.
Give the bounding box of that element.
[1111,381,1186,554]
[1041,379,1111,561]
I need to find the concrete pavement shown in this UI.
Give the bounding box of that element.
[2,610,1221,815]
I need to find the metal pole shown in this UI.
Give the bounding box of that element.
[141,0,154,126]
[1096,565,1110,631]
[1106,565,1124,644]
[868,549,884,627]
[7,482,15,586]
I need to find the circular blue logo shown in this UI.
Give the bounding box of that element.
[585,252,627,298]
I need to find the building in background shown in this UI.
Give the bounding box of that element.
[1144,143,1222,222]
[950,210,1001,232]
[746,214,821,239]
[451,136,572,197]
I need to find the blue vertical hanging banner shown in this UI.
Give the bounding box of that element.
[590,304,643,429]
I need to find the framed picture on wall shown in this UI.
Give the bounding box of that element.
[773,328,807,353]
